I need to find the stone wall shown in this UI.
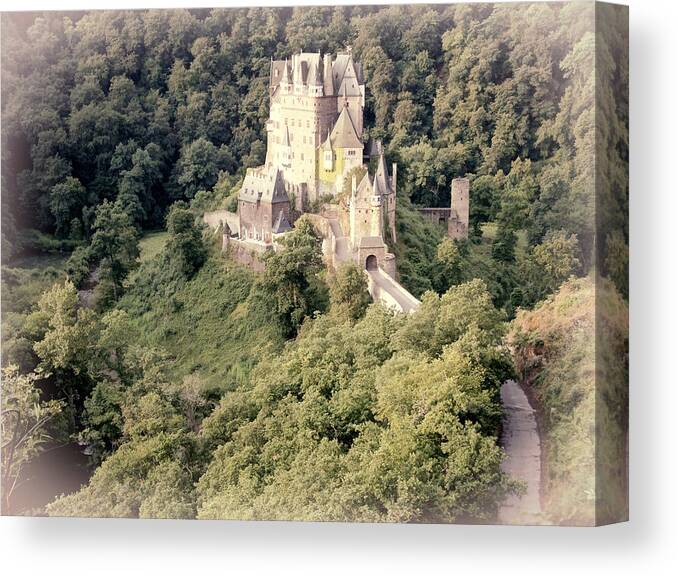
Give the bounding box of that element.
[203,209,239,232]
[227,238,272,273]
[414,177,470,240]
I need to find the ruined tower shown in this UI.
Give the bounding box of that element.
[448,177,470,240]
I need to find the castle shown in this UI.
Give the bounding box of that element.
[204,48,465,312]
[233,48,399,276]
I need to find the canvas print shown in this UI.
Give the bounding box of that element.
[0,2,628,525]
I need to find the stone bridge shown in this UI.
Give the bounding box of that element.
[309,214,420,314]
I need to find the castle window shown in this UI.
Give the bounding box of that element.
[301,153,304,161]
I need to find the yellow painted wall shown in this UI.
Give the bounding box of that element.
[317,148,346,185]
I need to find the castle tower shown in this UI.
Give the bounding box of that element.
[266,49,368,201]
[449,177,470,240]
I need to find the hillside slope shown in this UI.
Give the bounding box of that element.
[508,276,628,525]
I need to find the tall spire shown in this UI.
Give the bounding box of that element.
[374,152,390,196]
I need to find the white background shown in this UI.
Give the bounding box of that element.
[1,0,676,574]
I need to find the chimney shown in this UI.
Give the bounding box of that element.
[391,163,397,195]
[323,53,334,96]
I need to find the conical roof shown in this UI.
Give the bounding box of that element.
[321,132,333,151]
[373,153,391,197]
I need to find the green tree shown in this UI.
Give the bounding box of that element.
[521,230,581,306]
[262,218,326,336]
[435,237,462,292]
[166,202,207,278]
[1,366,64,514]
[49,177,87,238]
[492,224,517,263]
[90,200,140,301]
[32,280,99,423]
[176,138,225,199]
[329,263,371,321]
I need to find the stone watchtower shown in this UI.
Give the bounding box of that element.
[448,178,470,239]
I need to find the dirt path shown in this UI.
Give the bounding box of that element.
[498,379,543,525]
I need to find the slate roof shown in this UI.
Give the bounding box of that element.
[238,166,289,204]
[364,137,383,158]
[272,210,292,234]
[270,50,364,94]
[359,236,386,249]
[269,59,290,89]
[373,153,392,197]
[329,106,363,149]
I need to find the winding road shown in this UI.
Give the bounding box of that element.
[498,379,543,525]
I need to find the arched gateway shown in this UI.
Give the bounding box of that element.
[365,254,378,270]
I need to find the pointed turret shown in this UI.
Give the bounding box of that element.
[373,153,390,197]
[309,58,322,86]
[322,132,333,151]
[321,132,333,170]
[308,56,323,96]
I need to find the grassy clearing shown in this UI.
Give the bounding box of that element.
[1,253,68,316]
[139,231,170,263]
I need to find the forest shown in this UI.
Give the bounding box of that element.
[1,4,628,524]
